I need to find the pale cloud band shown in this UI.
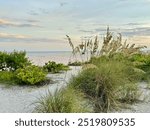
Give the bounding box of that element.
[0,32,65,44]
[0,19,41,28]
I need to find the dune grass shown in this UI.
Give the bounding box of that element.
[34,87,91,113]
[68,57,143,112]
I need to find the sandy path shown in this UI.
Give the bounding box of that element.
[0,67,81,113]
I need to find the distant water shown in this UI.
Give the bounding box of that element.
[26,51,88,65]
[27,51,72,57]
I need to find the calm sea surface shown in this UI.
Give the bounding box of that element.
[27,51,72,57]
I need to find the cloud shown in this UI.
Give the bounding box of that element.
[79,29,94,33]
[28,8,50,16]
[124,22,145,26]
[60,2,68,7]
[39,8,49,14]
[95,28,108,32]
[0,33,28,39]
[0,32,64,43]
[25,19,40,23]
[122,27,150,36]
[0,19,41,28]
[28,10,39,16]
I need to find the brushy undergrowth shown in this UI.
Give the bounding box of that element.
[34,87,91,113]
[43,61,70,73]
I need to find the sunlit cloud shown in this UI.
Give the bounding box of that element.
[0,19,41,28]
[0,32,64,43]
[0,33,29,39]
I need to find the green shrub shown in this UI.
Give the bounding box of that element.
[0,71,16,84]
[69,59,141,112]
[15,65,47,85]
[43,61,69,73]
[34,87,91,113]
[6,51,31,71]
[0,52,8,71]
[68,61,82,66]
[0,51,31,71]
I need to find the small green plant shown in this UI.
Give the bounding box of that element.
[43,61,69,73]
[68,61,82,66]
[34,87,91,113]
[15,65,47,85]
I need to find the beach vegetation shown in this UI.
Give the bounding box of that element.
[15,65,47,85]
[65,27,148,112]
[0,51,50,86]
[34,87,91,113]
[68,58,142,112]
[0,51,31,71]
[0,71,16,85]
[43,61,69,73]
[68,61,82,66]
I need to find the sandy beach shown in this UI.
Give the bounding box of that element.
[0,55,150,113]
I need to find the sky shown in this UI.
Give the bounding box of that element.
[0,0,150,51]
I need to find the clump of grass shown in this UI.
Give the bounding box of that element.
[43,61,70,73]
[69,58,142,112]
[34,87,91,113]
[118,83,141,104]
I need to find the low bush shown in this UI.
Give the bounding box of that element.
[43,61,69,73]
[68,61,82,66]
[15,65,47,85]
[0,71,16,84]
[34,87,91,113]
[0,51,31,71]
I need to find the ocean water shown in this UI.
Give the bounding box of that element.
[26,51,87,65]
[27,51,72,57]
